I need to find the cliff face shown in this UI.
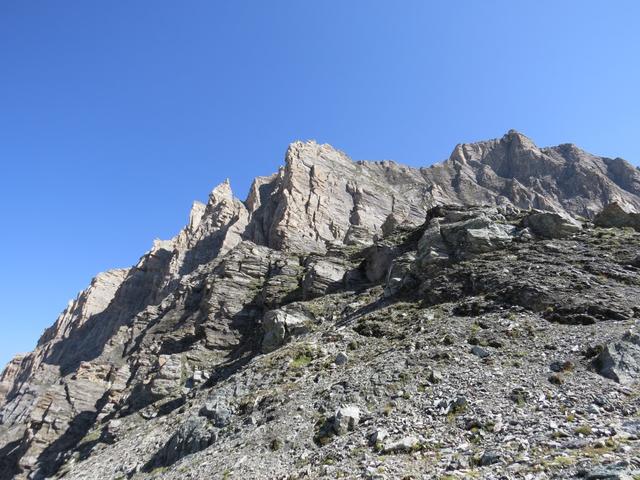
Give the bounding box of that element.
[424,130,640,216]
[1,131,639,479]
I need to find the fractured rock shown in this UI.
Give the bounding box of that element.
[146,417,216,470]
[261,308,312,353]
[333,405,360,435]
[593,332,640,384]
[594,202,640,231]
[523,210,582,238]
[199,397,232,428]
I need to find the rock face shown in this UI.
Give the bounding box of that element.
[1,130,640,479]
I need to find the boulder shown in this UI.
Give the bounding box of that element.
[334,352,349,366]
[417,207,517,266]
[199,397,231,427]
[363,244,397,283]
[462,223,515,253]
[383,251,416,297]
[302,257,347,299]
[439,214,516,256]
[333,405,360,435]
[478,451,501,466]
[583,466,634,480]
[471,346,490,359]
[261,308,312,353]
[594,202,640,231]
[369,427,389,445]
[593,331,640,384]
[523,210,582,238]
[381,435,420,453]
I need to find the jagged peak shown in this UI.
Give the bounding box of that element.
[284,140,352,170]
[245,173,278,214]
[208,178,233,204]
[150,238,174,253]
[448,130,545,166]
[187,200,206,232]
[503,129,537,148]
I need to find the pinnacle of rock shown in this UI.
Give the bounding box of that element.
[208,178,233,203]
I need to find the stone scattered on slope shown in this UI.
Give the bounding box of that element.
[593,331,640,384]
[381,435,420,454]
[261,308,312,353]
[144,417,216,471]
[333,405,360,435]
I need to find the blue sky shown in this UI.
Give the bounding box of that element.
[1,1,639,368]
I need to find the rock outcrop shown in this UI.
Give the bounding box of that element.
[1,130,640,479]
[594,202,640,231]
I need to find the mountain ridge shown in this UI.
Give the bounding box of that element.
[1,130,640,479]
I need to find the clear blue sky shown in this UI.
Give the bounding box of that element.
[1,1,639,368]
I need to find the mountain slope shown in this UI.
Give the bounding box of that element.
[1,131,639,479]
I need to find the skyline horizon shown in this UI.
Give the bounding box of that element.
[2,0,640,370]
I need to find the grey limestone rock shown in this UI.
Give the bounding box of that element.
[594,331,640,385]
[146,417,216,470]
[301,256,348,299]
[261,307,312,353]
[381,435,420,453]
[523,210,583,238]
[199,397,231,427]
[333,405,360,435]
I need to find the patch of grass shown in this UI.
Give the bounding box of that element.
[270,438,284,451]
[151,466,168,475]
[78,429,101,446]
[288,343,318,369]
[574,425,592,436]
[547,455,576,468]
[578,441,617,459]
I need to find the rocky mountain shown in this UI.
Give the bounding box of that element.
[1,131,640,480]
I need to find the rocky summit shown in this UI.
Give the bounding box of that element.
[1,131,640,480]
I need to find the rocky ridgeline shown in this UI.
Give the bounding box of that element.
[1,131,640,480]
